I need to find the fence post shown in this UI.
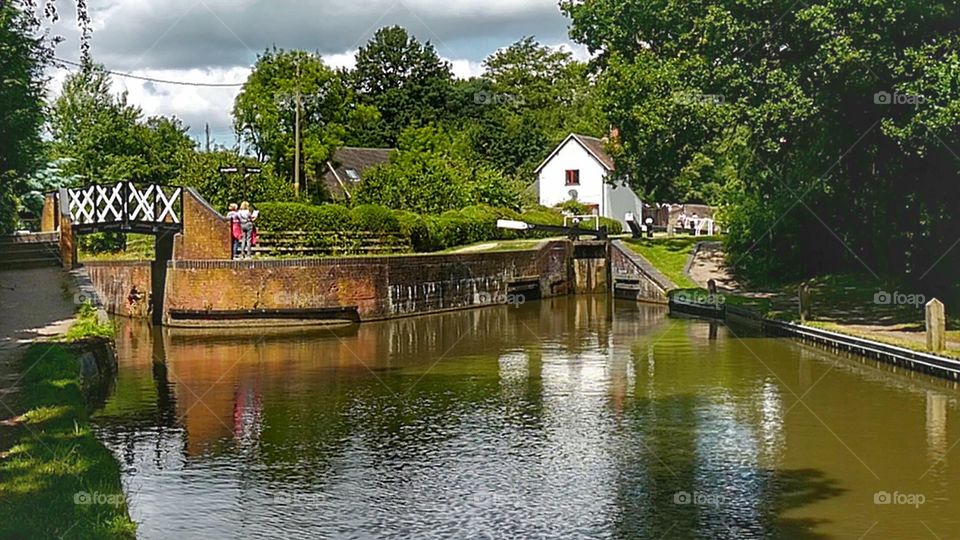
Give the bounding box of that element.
[926,299,946,353]
[798,282,811,323]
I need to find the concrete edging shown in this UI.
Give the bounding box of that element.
[670,299,960,381]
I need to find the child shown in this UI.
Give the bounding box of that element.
[226,203,241,259]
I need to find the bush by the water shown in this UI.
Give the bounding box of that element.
[254,201,622,253]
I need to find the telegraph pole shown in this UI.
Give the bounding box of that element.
[294,60,302,196]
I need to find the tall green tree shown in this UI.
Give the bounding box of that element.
[50,65,195,184]
[354,125,522,214]
[234,48,378,200]
[351,26,455,145]
[466,37,606,181]
[0,2,48,233]
[563,0,960,291]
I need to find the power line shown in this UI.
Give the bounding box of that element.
[54,57,246,88]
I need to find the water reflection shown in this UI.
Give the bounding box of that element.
[94,297,960,539]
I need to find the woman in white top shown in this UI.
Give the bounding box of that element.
[237,202,258,259]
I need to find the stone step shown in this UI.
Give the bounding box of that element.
[0,232,59,245]
[0,242,61,256]
[0,257,61,271]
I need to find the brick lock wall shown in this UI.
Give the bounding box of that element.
[610,242,671,304]
[86,241,575,323]
[84,262,153,318]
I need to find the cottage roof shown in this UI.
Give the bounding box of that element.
[323,147,394,199]
[534,133,616,174]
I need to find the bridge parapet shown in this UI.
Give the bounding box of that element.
[173,187,232,261]
[64,182,183,234]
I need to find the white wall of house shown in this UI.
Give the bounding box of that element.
[537,138,643,227]
[538,139,607,210]
[604,181,644,228]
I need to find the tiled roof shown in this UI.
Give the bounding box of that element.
[571,134,616,171]
[322,147,394,199]
[535,133,616,173]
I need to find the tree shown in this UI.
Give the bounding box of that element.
[16,0,91,59]
[354,125,522,214]
[50,64,194,185]
[233,49,373,200]
[0,2,48,233]
[563,0,960,291]
[351,26,455,145]
[464,37,606,181]
[176,150,296,212]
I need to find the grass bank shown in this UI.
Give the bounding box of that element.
[624,236,718,289]
[775,274,960,359]
[0,312,134,538]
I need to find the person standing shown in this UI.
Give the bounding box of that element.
[226,203,241,259]
[237,202,258,259]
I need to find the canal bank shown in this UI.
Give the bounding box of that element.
[0,267,135,538]
[0,341,136,539]
[670,296,960,382]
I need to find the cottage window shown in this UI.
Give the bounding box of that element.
[345,168,361,182]
[565,169,580,186]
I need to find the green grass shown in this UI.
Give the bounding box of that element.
[624,236,719,289]
[773,274,959,328]
[0,344,137,539]
[668,287,773,316]
[64,303,115,342]
[807,321,960,360]
[79,234,155,262]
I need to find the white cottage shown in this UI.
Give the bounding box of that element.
[534,133,643,228]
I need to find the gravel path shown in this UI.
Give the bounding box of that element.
[686,241,741,291]
[0,268,76,409]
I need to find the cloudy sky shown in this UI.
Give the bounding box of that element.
[43,0,584,147]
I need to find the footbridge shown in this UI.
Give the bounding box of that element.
[39,181,233,323]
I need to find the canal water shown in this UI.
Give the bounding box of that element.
[92,297,960,539]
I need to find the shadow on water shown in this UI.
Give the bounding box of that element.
[613,394,845,539]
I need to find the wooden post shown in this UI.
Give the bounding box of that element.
[57,188,78,269]
[798,282,811,323]
[926,299,946,353]
[707,279,717,296]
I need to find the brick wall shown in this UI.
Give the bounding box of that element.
[84,261,153,318]
[86,241,574,324]
[163,241,572,323]
[173,188,232,261]
[610,241,672,304]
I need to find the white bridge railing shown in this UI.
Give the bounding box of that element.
[66,182,183,231]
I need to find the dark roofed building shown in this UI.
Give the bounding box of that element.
[323,147,395,200]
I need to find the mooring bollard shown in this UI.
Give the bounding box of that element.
[798,282,811,323]
[926,298,946,353]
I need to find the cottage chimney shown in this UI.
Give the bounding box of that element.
[605,127,622,150]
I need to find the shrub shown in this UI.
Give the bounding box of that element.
[599,217,624,235]
[256,202,351,232]
[254,201,620,253]
[349,204,400,232]
[556,200,590,215]
[79,232,126,254]
[395,210,431,252]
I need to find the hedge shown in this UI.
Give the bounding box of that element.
[253,202,622,253]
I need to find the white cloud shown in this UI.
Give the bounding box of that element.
[42,0,579,139]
